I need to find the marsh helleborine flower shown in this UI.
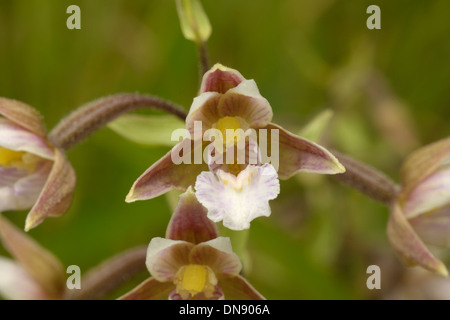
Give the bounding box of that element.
[126,64,344,230]
[388,137,450,276]
[120,187,264,300]
[0,98,76,231]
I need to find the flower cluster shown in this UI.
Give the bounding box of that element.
[1,0,449,300]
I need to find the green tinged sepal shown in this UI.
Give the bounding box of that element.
[176,0,212,44]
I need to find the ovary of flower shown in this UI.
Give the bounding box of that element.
[175,264,217,299]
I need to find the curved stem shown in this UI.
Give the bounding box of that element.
[49,93,188,150]
[63,246,147,300]
[331,150,401,205]
[197,41,210,76]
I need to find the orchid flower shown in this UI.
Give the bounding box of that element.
[126,64,345,229]
[120,187,264,300]
[0,215,66,300]
[0,98,76,231]
[388,137,450,276]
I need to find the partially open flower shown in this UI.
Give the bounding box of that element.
[0,215,66,300]
[120,187,264,300]
[176,0,212,45]
[126,64,345,228]
[388,137,450,276]
[0,98,76,231]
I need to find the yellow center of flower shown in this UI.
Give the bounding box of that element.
[0,147,27,167]
[175,264,218,299]
[181,265,207,293]
[0,147,39,171]
[216,116,242,145]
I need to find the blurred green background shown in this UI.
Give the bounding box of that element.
[0,0,449,299]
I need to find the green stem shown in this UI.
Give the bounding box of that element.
[218,225,251,275]
[197,41,210,76]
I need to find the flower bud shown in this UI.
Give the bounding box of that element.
[176,0,212,44]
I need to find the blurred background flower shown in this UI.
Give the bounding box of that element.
[0,0,449,299]
[388,138,450,276]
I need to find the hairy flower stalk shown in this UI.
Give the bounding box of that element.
[49,93,187,150]
[64,246,147,300]
[331,150,400,205]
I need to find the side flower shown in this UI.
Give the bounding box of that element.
[388,137,450,276]
[0,98,76,231]
[120,187,264,300]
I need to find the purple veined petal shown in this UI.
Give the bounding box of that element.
[217,80,273,128]
[387,203,448,276]
[187,79,273,135]
[401,137,450,194]
[0,257,49,300]
[186,92,222,134]
[264,123,345,179]
[219,275,265,300]
[195,163,280,230]
[0,160,52,212]
[126,138,209,203]
[410,205,450,248]
[190,237,242,277]
[166,187,218,244]
[0,216,66,298]
[0,98,47,138]
[200,64,245,94]
[0,118,54,161]
[25,149,76,231]
[118,277,174,300]
[146,238,193,282]
[403,165,450,219]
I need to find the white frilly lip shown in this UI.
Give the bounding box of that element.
[195,163,280,230]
